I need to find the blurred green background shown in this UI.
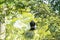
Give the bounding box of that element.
[0,0,60,40]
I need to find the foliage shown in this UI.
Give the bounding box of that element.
[49,0,60,15]
[0,0,60,40]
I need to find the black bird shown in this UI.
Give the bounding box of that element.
[30,20,36,30]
